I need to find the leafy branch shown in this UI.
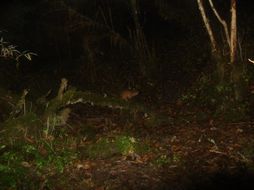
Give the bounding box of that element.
[0,35,37,65]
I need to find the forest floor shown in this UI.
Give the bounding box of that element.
[1,88,254,190]
[46,104,254,190]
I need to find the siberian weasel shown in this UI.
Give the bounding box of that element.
[120,89,139,101]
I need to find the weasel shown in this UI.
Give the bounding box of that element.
[120,89,139,101]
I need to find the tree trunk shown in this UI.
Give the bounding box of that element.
[230,0,237,64]
[230,0,242,100]
[196,0,217,53]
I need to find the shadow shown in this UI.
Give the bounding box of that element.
[188,169,254,190]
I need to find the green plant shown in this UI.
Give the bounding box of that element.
[0,33,37,66]
[115,136,137,156]
[0,137,77,189]
[154,154,181,167]
[154,155,171,166]
[0,107,76,189]
[84,135,143,159]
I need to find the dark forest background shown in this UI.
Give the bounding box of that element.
[0,0,253,104]
[1,1,254,189]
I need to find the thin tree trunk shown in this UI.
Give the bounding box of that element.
[230,0,241,100]
[208,0,230,48]
[230,0,237,64]
[196,0,217,53]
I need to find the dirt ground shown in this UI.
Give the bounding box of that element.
[49,105,254,190]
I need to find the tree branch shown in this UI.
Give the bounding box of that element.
[208,0,230,48]
[197,0,217,53]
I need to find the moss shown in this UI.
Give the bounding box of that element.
[83,138,118,159]
[81,135,150,159]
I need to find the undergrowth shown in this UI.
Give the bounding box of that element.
[0,79,159,189]
[179,71,251,122]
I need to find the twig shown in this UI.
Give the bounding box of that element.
[248,58,254,64]
[209,149,228,156]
